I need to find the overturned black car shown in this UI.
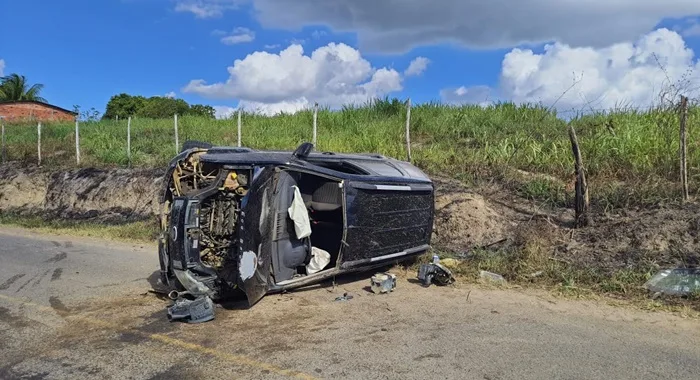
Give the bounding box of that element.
[158,141,435,306]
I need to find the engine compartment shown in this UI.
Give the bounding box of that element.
[161,150,252,273]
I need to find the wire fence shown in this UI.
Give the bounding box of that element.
[0,100,416,168]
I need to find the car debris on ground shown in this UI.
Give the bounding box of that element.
[370,272,397,294]
[334,292,354,302]
[417,255,455,287]
[167,294,216,324]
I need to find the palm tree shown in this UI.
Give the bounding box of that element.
[0,74,47,103]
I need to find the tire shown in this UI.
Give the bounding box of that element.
[181,140,213,152]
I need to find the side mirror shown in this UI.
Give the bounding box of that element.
[292,142,314,160]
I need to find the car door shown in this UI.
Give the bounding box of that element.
[237,166,276,305]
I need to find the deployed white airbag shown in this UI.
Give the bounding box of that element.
[288,185,312,239]
[307,247,331,274]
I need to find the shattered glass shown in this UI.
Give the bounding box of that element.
[644,268,700,296]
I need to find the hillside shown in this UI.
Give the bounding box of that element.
[2,101,698,210]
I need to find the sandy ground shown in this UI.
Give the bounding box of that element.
[1,227,699,380]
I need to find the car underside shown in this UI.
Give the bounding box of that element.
[158,142,435,306]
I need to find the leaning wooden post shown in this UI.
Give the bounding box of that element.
[75,118,81,165]
[405,98,412,162]
[680,95,689,202]
[312,102,318,146]
[127,116,132,168]
[174,114,179,154]
[37,122,42,166]
[568,124,591,227]
[237,109,242,147]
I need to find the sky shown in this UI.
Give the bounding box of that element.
[1,0,700,118]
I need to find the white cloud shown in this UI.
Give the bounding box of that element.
[249,0,700,53]
[404,57,430,77]
[220,27,255,45]
[164,91,177,98]
[239,99,313,115]
[443,28,700,111]
[174,0,243,19]
[0,59,5,77]
[264,44,281,49]
[213,105,237,119]
[440,86,494,106]
[182,42,403,115]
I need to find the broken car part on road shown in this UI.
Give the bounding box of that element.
[418,261,455,287]
[157,141,435,307]
[370,272,397,294]
[167,294,216,324]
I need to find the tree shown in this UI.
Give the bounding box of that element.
[103,93,217,120]
[0,74,47,103]
[138,97,191,119]
[188,104,216,119]
[103,93,146,119]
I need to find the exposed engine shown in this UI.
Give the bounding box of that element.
[198,193,239,268]
[162,149,251,270]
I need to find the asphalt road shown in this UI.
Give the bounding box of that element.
[1,226,700,380]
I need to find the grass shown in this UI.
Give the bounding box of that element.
[0,213,159,243]
[3,99,698,209]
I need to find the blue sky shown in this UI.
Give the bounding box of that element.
[1,0,700,117]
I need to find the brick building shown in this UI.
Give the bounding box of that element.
[0,101,77,123]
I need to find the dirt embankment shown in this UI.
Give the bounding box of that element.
[0,165,164,223]
[431,175,700,276]
[2,165,699,276]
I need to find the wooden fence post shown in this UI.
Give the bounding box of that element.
[37,122,42,166]
[680,95,689,202]
[75,118,81,165]
[237,109,242,147]
[405,98,412,162]
[568,124,591,227]
[1,120,5,164]
[127,116,132,168]
[174,114,179,154]
[313,102,318,146]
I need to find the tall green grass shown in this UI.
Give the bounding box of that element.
[2,100,697,207]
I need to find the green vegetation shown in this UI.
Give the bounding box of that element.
[103,93,215,120]
[0,213,158,243]
[0,73,46,102]
[1,99,697,208]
